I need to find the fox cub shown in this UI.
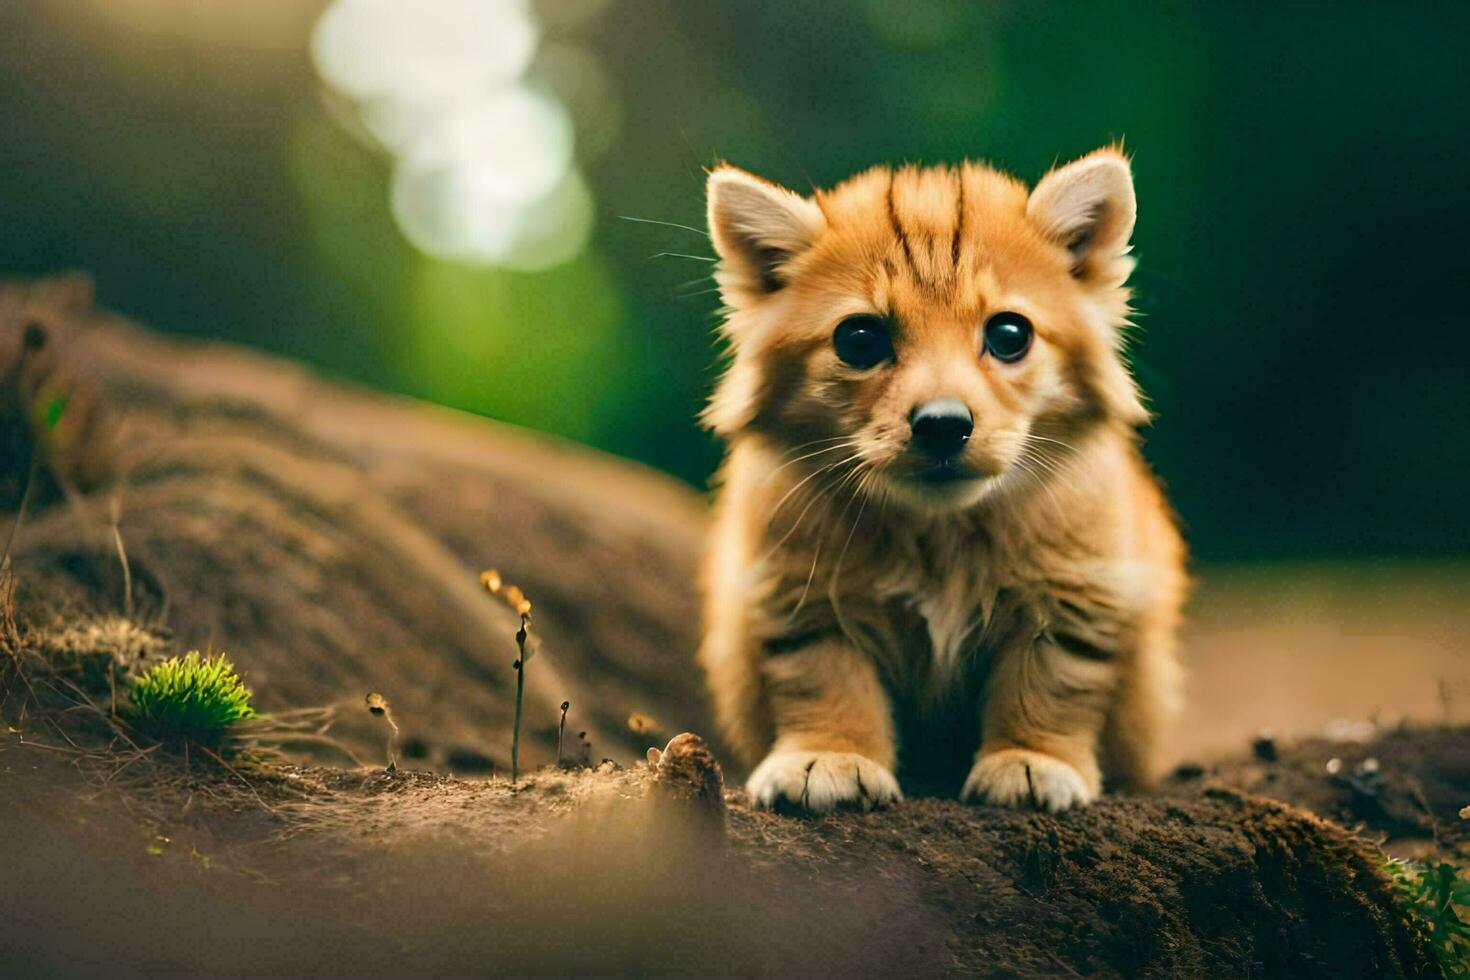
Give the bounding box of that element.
[697,147,1187,813]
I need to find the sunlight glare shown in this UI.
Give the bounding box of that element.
[311,0,594,271]
[311,0,538,105]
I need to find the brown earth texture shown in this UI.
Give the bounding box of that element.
[1,277,1465,977]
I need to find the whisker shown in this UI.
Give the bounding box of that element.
[830,463,872,570]
[769,468,842,559]
[787,449,874,620]
[649,251,717,262]
[789,488,847,619]
[1005,429,1089,513]
[1008,452,1068,519]
[1023,441,1081,487]
[761,445,872,569]
[1024,433,1078,453]
[765,451,864,537]
[780,434,857,452]
[618,215,710,238]
[760,439,861,487]
[827,470,872,610]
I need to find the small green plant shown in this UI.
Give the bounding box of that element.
[1385,857,1470,977]
[128,651,256,744]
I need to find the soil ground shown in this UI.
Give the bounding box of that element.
[2,694,1460,976]
[1179,563,1469,765]
[1,279,1464,976]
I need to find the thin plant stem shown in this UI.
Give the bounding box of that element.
[480,571,534,786]
[109,496,133,621]
[557,700,569,768]
[511,615,528,785]
[1,454,39,574]
[365,694,399,771]
[384,712,399,771]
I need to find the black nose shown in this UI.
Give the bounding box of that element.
[910,398,974,459]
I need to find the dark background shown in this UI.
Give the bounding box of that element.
[1,0,1465,560]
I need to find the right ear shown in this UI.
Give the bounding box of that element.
[1026,147,1136,286]
[706,166,825,299]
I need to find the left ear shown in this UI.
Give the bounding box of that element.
[707,165,825,301]
[1027,148,1136,285]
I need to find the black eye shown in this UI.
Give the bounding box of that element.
[832,315,894,369]
[983,312,1033,362]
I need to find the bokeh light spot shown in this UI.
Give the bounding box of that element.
[312,0,592,271]
[311,0,538,105]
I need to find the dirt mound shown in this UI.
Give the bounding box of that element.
[0,276,710,773]
[1,727,1439,978]
[1171,727,1470,858]
[0,278,1449,976]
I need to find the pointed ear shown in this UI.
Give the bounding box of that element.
[706,166,825,298]
[1027,149,1136,285]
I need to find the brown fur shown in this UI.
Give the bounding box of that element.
[698,148,1188,813]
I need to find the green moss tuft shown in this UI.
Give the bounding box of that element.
[1385,857,1470,977]
[128,651,256,744]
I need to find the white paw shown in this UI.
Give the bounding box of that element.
[746,749,902,814]
[961,748,1094,813]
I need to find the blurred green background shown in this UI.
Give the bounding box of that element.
[0,0,1465,561]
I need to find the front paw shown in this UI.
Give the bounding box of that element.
[746,749,902,814]
[961,748,1094,813]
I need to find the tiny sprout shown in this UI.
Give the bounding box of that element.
[482,568,536,785]
[365,692,399,772]
[557,701,571,768]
